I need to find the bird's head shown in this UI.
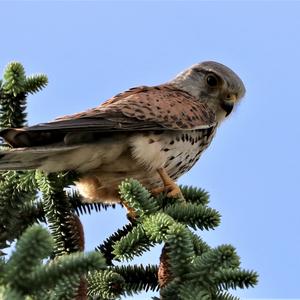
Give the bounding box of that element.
[171,61,246,122]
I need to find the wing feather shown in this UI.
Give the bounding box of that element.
[0,85,216,147]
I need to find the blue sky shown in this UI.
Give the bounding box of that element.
[1,1,300,299]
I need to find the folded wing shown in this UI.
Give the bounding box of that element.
[0,85,216,148]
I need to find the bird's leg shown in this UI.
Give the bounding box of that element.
[122,201,137,221]
[152,167,183,199]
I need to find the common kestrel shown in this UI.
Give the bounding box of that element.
[0,61,245,203]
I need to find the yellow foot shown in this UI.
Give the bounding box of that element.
[152,183,183,199]
[167,184,183,198]
[153,167,184,199]
[122,201,137,220]
[151,186,165,195]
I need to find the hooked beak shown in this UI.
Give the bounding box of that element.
[221,94,236,117]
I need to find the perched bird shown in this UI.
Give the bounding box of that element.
[0,61,245,203]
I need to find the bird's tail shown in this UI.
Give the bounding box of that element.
[0,145,81,171]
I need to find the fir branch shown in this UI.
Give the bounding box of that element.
[1,225,105,300]
[0,91,27,128]
[0,62,48,129]
[179,185,210,206]
[87,270,125,299]
[2,62,26,97]
[0,62,27,128]
[164,223,194,278]
[4,225,53,294]
[48,274,81,300]
[159,278,181,300]
[36,172,82,255]
[151,192,179,209]
[31,252,106,291]
[189,231,211,257]
[179,284,211,300]
[0,171,36,210]
[214,268,258,290]
[212,291,240,300]
[96,223,136,265]
[163,202,221,230]
[119,179,159,218]
[113,264,159,294]
[186,245,241,283]
[112,225,153,261]
[67,189,115,216]
[0,171,37,250]
[24,74,48,94]
[15,170,38,193]
[21,201,46,224]
[0,201,46,251]
[142,213,175,243]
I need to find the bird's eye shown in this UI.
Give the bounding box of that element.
[206,74,219,87]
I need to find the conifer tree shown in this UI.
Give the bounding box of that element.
[0,62,258,299]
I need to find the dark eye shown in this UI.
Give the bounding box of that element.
[206,74,218,87]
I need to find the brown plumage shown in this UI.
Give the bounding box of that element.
[0,61,245,203]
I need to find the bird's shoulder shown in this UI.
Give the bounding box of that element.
[100,84,194,106]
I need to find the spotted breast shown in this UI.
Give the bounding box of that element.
[163,127,217,180]
[129,126,217,183]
